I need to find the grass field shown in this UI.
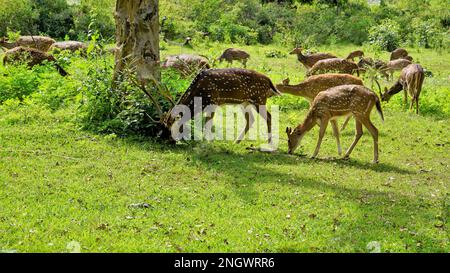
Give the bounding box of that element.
[0,42,449,252]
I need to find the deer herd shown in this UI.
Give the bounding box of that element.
[0,35,427,163]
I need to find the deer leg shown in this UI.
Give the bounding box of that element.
[331,120,342,156]
[344,119,363,159]
[415,96,419,115]
[256,106,272,144]
[341,116,351,131]
[403,89,408,105]
[312,119,328,159]
[235,108,255,144]
[360,118,379,164]
[242,59,247,68]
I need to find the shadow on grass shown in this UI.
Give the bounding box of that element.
[118,138,447,252]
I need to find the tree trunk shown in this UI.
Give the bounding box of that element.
[113,0,160,85]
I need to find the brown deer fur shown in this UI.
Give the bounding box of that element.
[380,59,412,80]
[345,50,364,61]
[161,54,210,77]
[169,68,281,144]
[0,36,55,52]
[286,85,384,163]
[3,46,68,76]
[218,48,250,68]
[289,48,337,69]
[390,48,409,61]
[381,64,425,114]
[50,41,87,53]
[276,74,363,102]
[307,58,359,77]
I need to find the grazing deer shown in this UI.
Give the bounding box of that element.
[380,59,412,80]
[400,55,413,62]
[289,47,337,69]
[0,36,55,52]
[161,54,210,77]
[276,74,364,102]
[286,85,384,163]
[345,50,364,61]
[218,48,250,68]
[277,74,364,155]
[381,64,425,114]
[167,68,281,143]
[390,48,409,61]
[307,58,360,77]
[3,46,68,76]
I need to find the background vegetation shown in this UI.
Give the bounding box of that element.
[1,0,448,50]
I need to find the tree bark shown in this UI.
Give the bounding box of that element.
[113,0,160,85]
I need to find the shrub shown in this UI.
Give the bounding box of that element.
[368,19,401,51]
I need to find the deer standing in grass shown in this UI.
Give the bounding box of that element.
[307,58,360,77]
[390,48,409,61]
[289,48,337,69]
[167,68,281,144]
[381,64,425,114]
[218,48,250,68]
[277,74,364,156]
[286,85,384,163]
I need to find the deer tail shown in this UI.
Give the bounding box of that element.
[268,79,282,96]
[375,97,384,122]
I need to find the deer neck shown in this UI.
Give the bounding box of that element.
[280,81,316,101]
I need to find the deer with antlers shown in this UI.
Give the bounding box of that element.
[286,85,384,163]
[165,68,281,143]
[381,64,425,114]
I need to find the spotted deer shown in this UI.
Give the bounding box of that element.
[307,58,360,77]
[3,46,68,76]
[379,59,412,80]
[167,68,281,143]
[286,85,384,163]
[0,36,55,52]
[217,48,250,68]
[161,54,210,77]
[289,47,337,69]
[381,64,425,114]
[390,48,409,61]
[277,74,364,155]
[345,50,364,61]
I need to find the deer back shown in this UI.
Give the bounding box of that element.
[177,68,280,111]
[401,64,425,96]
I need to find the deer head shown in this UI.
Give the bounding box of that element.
[282,78,290,85]
[286,127,305,155]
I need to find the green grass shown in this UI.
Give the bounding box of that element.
[0,43,449,252]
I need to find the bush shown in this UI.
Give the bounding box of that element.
[368,19,401,51]
[0,0,37,37]
[0,64,40,103]
[33,0,75,39]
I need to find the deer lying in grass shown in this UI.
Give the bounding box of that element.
[50,41,87,53]
[0,36,55,52]
[390,48,409,61]
[167,68,281,144]
[307,58,360,77]
[3,46,68,76]
[381,64,425,114]
[286,85,384,163]
[161,54,210,77]
[289,48,337,69]
[218,48,250,68]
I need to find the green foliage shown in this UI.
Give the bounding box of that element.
[368,19,401,51]
[32,0,75,38]
[0,0,37,37]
